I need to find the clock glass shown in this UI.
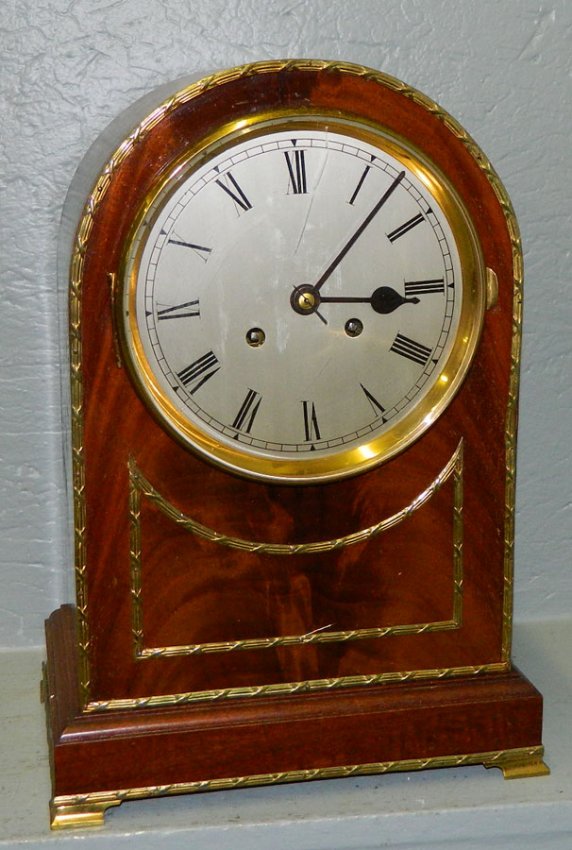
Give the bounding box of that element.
[120,116,485,482]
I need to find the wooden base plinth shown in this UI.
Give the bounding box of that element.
[44,607,548,829]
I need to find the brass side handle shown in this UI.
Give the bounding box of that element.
[486,267,499,310]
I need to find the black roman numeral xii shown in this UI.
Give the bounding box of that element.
[284,148,307,194]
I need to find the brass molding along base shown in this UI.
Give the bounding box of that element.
[50,745,549,830]
[85,662,509,713]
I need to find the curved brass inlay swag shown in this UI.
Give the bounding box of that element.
[128,440,464,660]
[129,440,463,555]
[71,60,522,705]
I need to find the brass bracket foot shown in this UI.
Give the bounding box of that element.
[50,797,122,830]
[484,746,550,779]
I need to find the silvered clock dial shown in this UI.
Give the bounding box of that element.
[121,119,484,482]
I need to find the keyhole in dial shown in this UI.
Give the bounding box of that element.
[246,327,266,347]
[345,318,363,338]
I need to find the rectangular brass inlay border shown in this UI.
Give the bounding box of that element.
[129,440,464,659]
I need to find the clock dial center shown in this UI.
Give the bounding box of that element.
[291,284,320,315]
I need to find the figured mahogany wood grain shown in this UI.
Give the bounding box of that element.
[75,66,513,703]
[46,606,544,798]
[43,66,548,813]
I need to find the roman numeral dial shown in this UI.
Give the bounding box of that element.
[124,121,477,482]
[360,384,386,420]
[404,279,445,296]
[348,156,374,205]
[387,212,425,242]
[302,401,321,444]
[167,238,212,262]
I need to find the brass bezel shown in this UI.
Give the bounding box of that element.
[118,110,486,483]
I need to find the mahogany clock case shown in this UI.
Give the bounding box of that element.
[44,61,547,828]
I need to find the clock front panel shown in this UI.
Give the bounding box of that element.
[81,381,508,704]
[76,65,514,707]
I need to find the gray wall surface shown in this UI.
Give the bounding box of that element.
[1,0,571,647]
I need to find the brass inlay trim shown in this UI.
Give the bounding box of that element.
[50,745,548,829]
[70,200,90,707]
[86,661,508,712]
[69,59,522,703]
[139,620,460,657]
[130,441,461,556]
[129,440,463,659]
[500,189,522,664]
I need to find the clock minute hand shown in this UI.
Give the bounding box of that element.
[313,170,406,292]
[320,286,420,314]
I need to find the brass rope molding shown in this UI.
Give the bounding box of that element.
[85,661,508,713]
[129,439,463,556]
[49,745,548,829]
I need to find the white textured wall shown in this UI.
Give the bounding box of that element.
[1,0,571,647]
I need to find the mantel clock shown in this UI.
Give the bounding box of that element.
[43,60,548,829]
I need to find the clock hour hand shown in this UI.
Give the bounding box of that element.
[292,285,419,317]
[320,286,420,314]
